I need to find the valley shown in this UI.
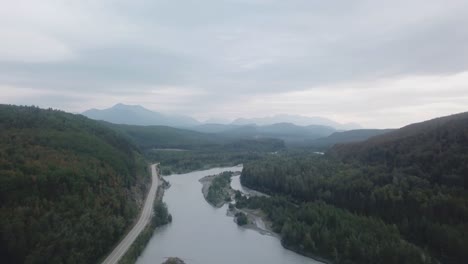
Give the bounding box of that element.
[1,105,467,264]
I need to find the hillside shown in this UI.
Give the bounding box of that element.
[105,122,285,175]
[0,105,149,264]
[83,103,200,127]
[309,129,394,148]
[106,123,223,150]
[331,111,468,188]
[240,112,468,263]
[189,123,240,133]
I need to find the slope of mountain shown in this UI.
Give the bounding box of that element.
[217,123,336,145]
[107,123,287,153]
[107,123,223,149]
[0,105,149,264]
[240,111,468,263]
[309,128,395,148]
[83,103,200,127]
[189,123,240,133]
[105,122,285,175]
[331,111,468,188]
[231,114,361,130]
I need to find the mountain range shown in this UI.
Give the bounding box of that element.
[82,104,361,130]
[231,114,361,130]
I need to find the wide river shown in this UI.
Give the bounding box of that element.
[136,166,322,264]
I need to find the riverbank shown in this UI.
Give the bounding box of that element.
[119,176,171,264]
[230,201,332,264]
[227,206,277,237]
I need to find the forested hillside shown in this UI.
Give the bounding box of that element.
[240,112,468,263]
[0,105,149,264]
[307,129,394,149]
[331,112,468,188]
[107,123,223,150]
[107,123,285,175]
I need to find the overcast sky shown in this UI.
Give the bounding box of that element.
[1,0,468,128]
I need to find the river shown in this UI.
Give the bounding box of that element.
[136,166,322,264]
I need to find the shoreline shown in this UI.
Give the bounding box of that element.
[226,206,278,237]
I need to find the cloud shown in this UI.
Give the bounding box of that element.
[229,71,468,128]
[0,0,467,127]
[0,28,74,62]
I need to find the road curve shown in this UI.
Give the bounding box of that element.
[102,163,160,264]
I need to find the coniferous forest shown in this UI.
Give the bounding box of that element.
[240,112,468,264]
[0,105,150,264]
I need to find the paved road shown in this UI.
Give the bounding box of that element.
[102,163,160,264]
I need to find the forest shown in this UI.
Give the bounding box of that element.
[103,122,285,175]
[240,112,468,264]
[236,196,432,264]
[0,105,150,264]
[138,139,284,175]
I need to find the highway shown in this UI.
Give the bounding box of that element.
[102,163,160,264]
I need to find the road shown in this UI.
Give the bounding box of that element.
[102,163,160,264]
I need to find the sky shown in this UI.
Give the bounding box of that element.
[1,0,468,128]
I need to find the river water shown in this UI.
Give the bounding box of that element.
[136,166,321,264]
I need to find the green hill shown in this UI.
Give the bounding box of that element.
[308,129,394,149]
[240,112,468,263]
[331,112,468,188]
[0,105,149,264]
[106,123,285,175]
[106,123,223,150]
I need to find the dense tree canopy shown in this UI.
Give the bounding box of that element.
[0,105,149,264]
[236,196,432,264]
[241,112,468,263]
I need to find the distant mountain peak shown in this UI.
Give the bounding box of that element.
[82,104,200,127]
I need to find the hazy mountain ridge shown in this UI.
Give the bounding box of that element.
[83,104,361,131]
[189,123,240,133]
[82,103,200,127]
[309,129,395,148]
[231,114,361,130]
[192,122,337,146]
